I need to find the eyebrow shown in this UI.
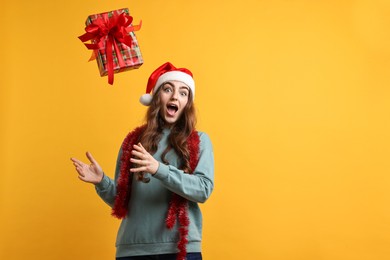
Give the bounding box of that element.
[163,82,189,90]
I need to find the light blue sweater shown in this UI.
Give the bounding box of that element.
[95,128,214,257]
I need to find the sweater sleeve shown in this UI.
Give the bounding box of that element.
[94,149,122,207]
[152,132,214,203]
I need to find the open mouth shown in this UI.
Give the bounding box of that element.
[166,103,178,116]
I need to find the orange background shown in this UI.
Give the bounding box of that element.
[1,0,390,259]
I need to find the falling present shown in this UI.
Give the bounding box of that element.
[79,8,143,85]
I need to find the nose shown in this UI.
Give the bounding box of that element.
[170,89,179,100]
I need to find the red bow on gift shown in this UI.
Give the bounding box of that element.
[79,12,142,85]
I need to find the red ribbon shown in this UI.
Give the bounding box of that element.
[79,12,142,85]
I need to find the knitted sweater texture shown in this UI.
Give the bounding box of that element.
[95,128,214,258]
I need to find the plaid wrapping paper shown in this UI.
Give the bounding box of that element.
[84,8,143,82]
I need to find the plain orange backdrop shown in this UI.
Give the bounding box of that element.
[1,0,390,259]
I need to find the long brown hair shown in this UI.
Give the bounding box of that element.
[140,85,197,173]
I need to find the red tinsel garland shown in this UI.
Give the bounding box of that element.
[112,125,146,218]
[112,126,200,260]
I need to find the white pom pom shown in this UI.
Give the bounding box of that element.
[139,94,153,106]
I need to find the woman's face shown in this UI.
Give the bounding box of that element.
[158,80,190,126]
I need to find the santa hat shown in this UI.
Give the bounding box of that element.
[140,62,195,106]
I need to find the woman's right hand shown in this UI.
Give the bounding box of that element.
[70,152,104,184]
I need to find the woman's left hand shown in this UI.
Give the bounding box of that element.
[130,143,159,175]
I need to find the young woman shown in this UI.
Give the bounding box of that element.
[71,62,214,260]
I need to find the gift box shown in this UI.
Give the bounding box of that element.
[79,8,143,84]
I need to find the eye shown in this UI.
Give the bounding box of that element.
[163,85,173,93]
[179,88,189,97]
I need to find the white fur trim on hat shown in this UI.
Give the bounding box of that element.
[154,71,195,98]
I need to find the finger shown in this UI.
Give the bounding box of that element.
[78,172,85,178]
[72,161,81,169]
[132,144,143,152]
[71,157,85,167]
[72,161,84,172]
[134,143,149,154]
[86,151,98,165]
[131,150,144,159]
[138,143,146,151]
[138,143,150,155]
[130,158,146,165]
[75,167,85,177]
